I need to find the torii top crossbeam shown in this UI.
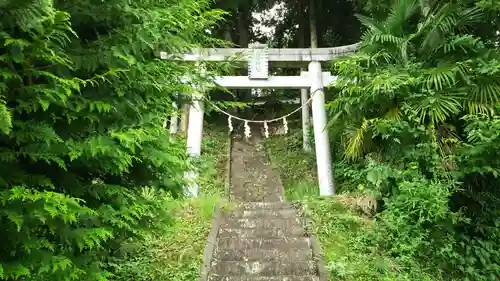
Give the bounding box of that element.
[160,42,360,68]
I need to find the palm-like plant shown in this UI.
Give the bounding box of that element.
[329,0,500,160]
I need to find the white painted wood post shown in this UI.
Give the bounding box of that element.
[301,88,311,152]
[309,61,335,196]
[169,101,179,134]
[184,95,204,197]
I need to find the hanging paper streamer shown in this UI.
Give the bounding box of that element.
[283,117,288,134]
[244,120,251,138]
[228,116,233,132]
[263,122,269,138]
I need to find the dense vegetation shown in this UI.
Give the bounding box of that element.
[1,0,499,280]
[328,0,500,280]
[0,0,224,279]
[109,127,228,281]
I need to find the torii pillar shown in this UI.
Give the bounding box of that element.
[309,61,335,196]
[184,91,204,197]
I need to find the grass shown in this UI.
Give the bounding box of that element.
[112,126,229,281]
[158,126,229,280]
[264,130,436,281]
[263,131,319,200]
[128,195,219,281]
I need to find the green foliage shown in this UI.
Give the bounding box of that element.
[264,130,318,200]
[327,0,500,280]
[107,191,219,281]
[303,199,439,281]
[0,0,225,280]
[108,127,227,281]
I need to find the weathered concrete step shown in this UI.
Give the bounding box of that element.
[231,194,283,202]
[214,246,313,261]
[208,276,320,281]
[217,237,310,250]
[221,216,304,229]
[235,202,294,209]
[218,226,306,238]
[230,188,283,199]
[211,260,316,276]
[223,208,297,218]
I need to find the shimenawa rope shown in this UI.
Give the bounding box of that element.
[203,88,323,138]
[204,87,322,124]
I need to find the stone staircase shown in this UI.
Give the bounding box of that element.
[201,139,327,281]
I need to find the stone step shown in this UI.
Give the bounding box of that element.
[218,226,306,238]
[231,193,283,202]
[230,187,283,200]
[223,208,297,218]
[208,276,319,281]
[220,216,304,229]
[214,246,313,261]
[216,237,310,250]
[230,174,280,183]
[211,260,317,276]
[235,202,294,209]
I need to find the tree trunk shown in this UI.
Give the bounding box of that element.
[237,6,250,48]
[223,23,232,42]
[237,4,251,116]
[299,1,311,152]
[309,0,318,48]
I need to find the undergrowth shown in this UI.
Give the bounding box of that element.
[264,130,437,281]
[264,130,318,200]
[111,127,228,281]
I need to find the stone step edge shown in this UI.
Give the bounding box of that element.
[212,248,314,262]
[227,202,293,208]
[207,276,320,281]
[210,260,317,276]
[215,237,312,252]
[200,204,224,281]
[290,202,329,281]
[219,219,307,230]
[216,237,311,242]
[222,209,298,217]
[217,227,307,238]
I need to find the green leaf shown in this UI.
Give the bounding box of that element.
[39,99,50,111]
[0,103,12,135]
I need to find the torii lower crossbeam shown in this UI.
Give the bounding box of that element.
[215,72,334,89]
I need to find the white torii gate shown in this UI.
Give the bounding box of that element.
[161,42,359,197]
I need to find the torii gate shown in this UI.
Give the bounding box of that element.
[161,42,360,197]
